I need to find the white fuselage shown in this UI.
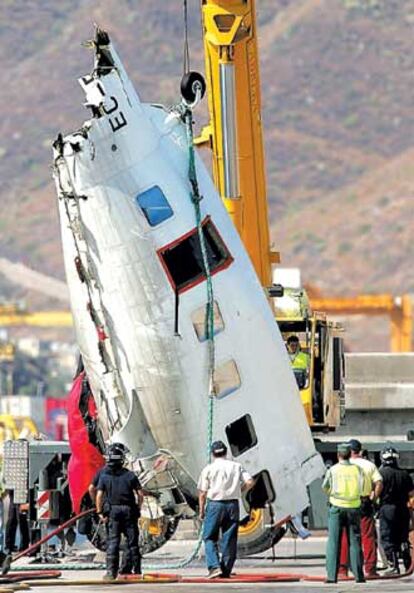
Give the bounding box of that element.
[53,36,324,522]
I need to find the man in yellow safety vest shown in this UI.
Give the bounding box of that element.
[286,335,309,370]
[322,443,365,583]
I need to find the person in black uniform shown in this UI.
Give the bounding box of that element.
[4,490,29,554]
[378,445,414,575]
[89,447,132,575]
[96,443,143,581]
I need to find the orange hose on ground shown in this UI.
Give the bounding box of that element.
[118,573,180,581]
[179,575,301,583]
[9,509,95,565]
[303,541,414,583]
[0,571,61,583]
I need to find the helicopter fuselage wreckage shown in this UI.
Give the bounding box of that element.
[52,30,323,555]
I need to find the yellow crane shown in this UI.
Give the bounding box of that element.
[0,304,72,394]
[196,0,278,287]
[1,298,410,351]
[310,293,413,352]
[0,305,72,327]
[196,3,412,337]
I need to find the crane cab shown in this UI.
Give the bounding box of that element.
[275,288,345,431]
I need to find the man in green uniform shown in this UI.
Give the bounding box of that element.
[322,443,365,583]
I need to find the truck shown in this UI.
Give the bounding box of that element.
[275,288,345,431]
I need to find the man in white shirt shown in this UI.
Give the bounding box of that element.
[339,439,383,578]
[198,440,254,579]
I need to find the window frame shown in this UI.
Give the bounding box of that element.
[157,216,234,295]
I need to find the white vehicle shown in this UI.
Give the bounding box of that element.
[52,29,324,554]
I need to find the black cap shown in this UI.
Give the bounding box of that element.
[348,439,362,453]
[211,440,227,456]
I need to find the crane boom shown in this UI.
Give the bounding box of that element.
[199,0,277,287]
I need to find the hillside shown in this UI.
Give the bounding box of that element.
[1,0,414,349]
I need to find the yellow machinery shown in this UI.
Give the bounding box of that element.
[0,342,15,362]
[275,289,345,430]
[197,0,279,287]
[0,415,39,442]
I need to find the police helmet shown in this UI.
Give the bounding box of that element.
[380,445,399,465]
[106,442,128,465]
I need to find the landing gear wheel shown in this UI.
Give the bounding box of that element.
[81,497,180,555]
[180,71,206,104]
[237,508,287,556]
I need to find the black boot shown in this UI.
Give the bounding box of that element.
[383,553,400,575]
[401,543,412,572]
[106,550,119,580]
[119,545,132,575]
[130,546,141,575]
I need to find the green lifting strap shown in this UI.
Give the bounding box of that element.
[162,107,218,568]
[184,108,216,464]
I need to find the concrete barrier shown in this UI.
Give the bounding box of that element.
[340,353,414,439]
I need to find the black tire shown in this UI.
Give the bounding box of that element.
[236,508,287,557]
[237,526,286,557]
[180,71,206,103]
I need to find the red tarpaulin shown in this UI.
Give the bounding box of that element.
[67,371,104,513]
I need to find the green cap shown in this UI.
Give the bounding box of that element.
[337,442,351,454]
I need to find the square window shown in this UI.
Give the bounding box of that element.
[225,413,257,457]
[191,301,224,342]
[158,218,233,294]
[246,470,276,507]
[213,360,241,398]
[136,186,173,226]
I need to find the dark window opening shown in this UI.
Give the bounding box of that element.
[225,414,257,457]
[246,470,276,508]
[333,337,343,391]
[158,218,233,293]
[136,186,173,226]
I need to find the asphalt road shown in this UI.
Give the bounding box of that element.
[12,536,414,593]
